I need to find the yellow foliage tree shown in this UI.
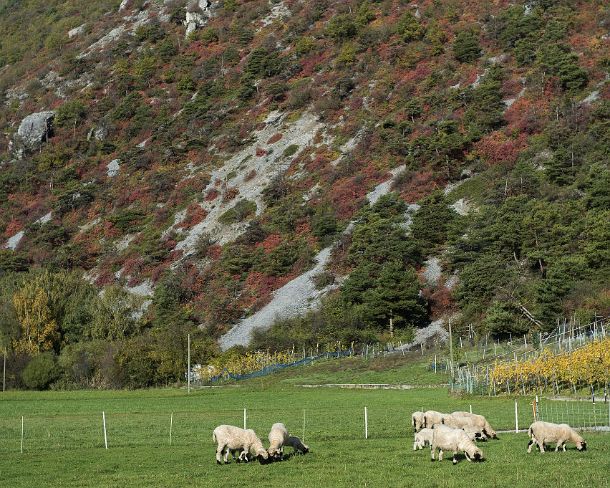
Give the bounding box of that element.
[12,282,60,355]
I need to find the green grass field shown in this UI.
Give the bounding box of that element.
[1,355,608,487]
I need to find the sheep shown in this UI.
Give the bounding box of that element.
[462,425,488,442]
[413,428,434,450]
[527,421,587,453]
[444,411,498,439]
[423,410,446,428]
[285,435,309,455]
[431,425,484,464]
[212,425,269,464]
[268,423,289,460]
[412,411,425,432]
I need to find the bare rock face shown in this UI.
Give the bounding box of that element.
[184,0,213,37]
[13,111,55,158]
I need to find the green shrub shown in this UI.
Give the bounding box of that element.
[218,199,257,225]
[283,144,299,157]
[55,100,86,128]
[22,352,60,390]
[326,14,358,41]
[453,30,482,63]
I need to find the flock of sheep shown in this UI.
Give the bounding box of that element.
[212,410,588,466]
[412,410,587,464]
[213,423,309,465]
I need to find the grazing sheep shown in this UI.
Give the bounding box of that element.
[268,423,289,460]
[412,411,425,432]
[462,425,488,442]
[212,425,269,464]
[413,428,434,450]
[285,435,309,454]
[431,425,484,465]
[527,421,587,453]
[445,411,498,439]
[423,410,446,428]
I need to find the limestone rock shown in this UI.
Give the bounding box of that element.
[68,24,86,38]
[184,0,213,37]
[14,111,55,157]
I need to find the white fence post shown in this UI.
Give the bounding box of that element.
[364,407,368,439]
[515,401,519,433]
[169,413,173,445]
[469,404,472,414]
[20,416,24,453]
[102,411,108,449]
[243,408,247,430]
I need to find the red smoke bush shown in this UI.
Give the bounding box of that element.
[474,131,528,166]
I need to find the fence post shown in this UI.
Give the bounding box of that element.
[169,413,173,445]
[243,408,247,430]
[187,333,191,394]
[364,407,368,439]
[515,401,519,433]
[102,411,108,449]
[469,404,472,414]
[20,416,24,453]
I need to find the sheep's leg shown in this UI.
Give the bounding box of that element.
[430,445,436,461]
[216,444,225,464]
[438,449,444,461]
[413,440,418,451]
[527,439,534,453]
[223,447,230,463]
[453,451,458,464]
[537,440,545,453]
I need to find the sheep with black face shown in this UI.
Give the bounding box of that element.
[431,425,484,465]
[213,425,269,464]
[527,421,587,453]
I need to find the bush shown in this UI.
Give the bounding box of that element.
[453,30,482,63]
[326,14,358,41]
[218,199,257,225]
[22,352,60,390]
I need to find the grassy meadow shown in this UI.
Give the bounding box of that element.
[0,355,608,487]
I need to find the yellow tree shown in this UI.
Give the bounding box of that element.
[12,282,60,355]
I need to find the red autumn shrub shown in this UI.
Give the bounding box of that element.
[267,133,283,144]
[177,203,208,229]
[222,187,239,202]
[4,219,23,237]
[205,188,219,201]
[473,131,528,166]
[258,233,283,253]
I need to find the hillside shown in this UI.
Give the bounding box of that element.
[0,0,608,389]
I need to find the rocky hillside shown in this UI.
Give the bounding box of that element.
[0,0,608,388]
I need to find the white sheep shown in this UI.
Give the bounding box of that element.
[431,425,484,464]
[412,411,425,432]
[462,425,488,442]
[423,410,446,428]
[212,425,269,464]
[285,435,309,454]
[413,428,434,450]
[268,422,289,460]
[527,421,587,453]
[445,411,498,439]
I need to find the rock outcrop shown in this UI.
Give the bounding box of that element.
[13,111,55,158]
[184,0,213,37]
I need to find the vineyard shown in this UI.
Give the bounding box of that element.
[491,338,610,395]
[449,319,610,396]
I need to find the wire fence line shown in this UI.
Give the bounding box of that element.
[1,396,607,455]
